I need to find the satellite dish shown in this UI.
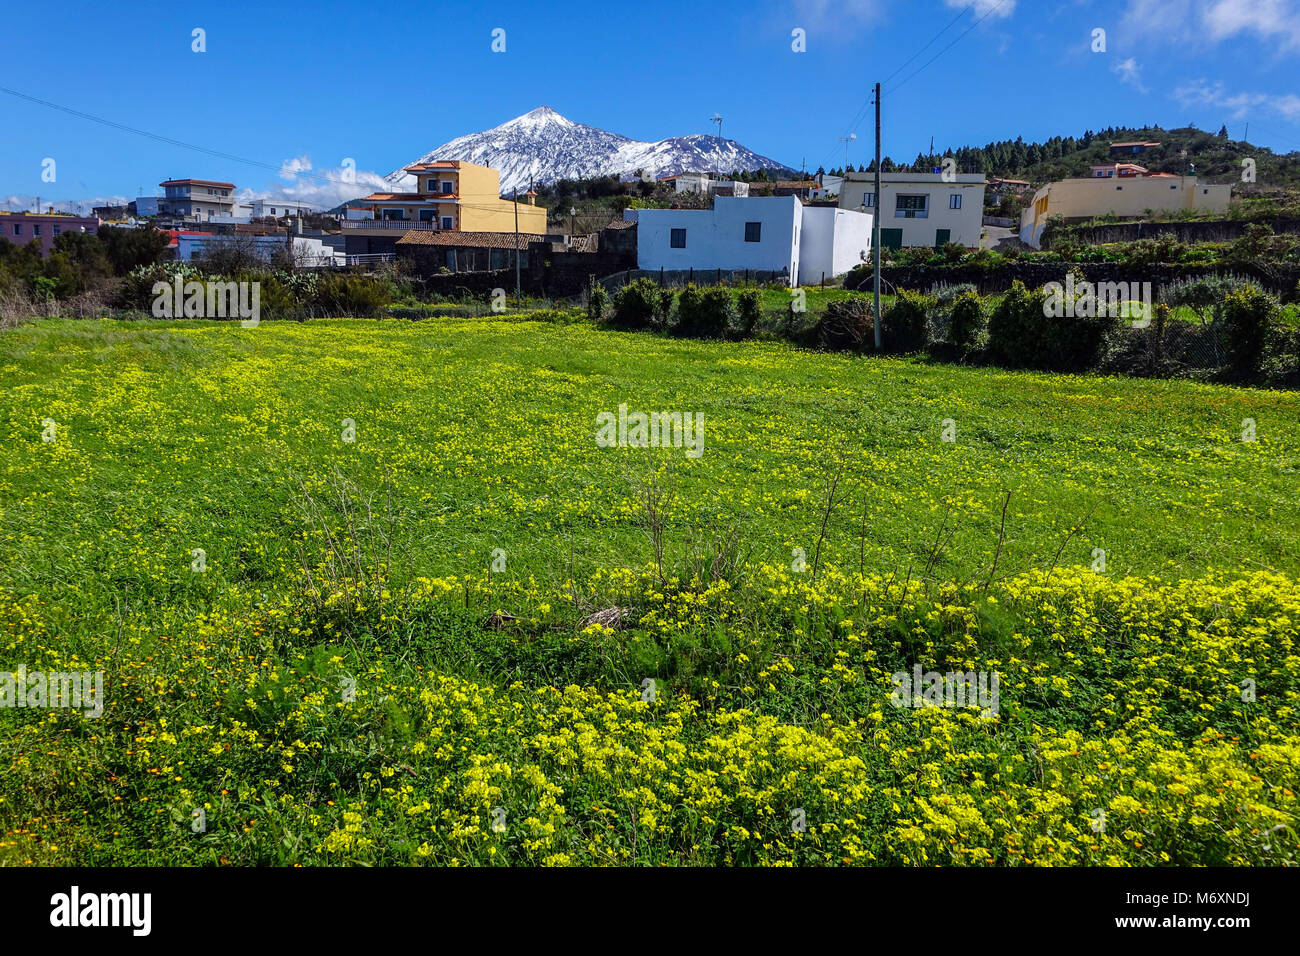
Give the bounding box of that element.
[128,217,137,226]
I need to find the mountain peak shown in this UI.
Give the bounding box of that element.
[385,110,793,194]
[503,105,574,130]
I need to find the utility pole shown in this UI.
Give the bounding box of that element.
[513,186,521,307]
[873,81,882,352]
[710,114,723,176]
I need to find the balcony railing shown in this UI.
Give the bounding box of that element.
[341,219,440,231]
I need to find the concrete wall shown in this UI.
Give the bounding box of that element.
[635,196,802,286]
[0,213,99,256]
[798,206,873,285]
[1019,176,1233,247]
[838,172,985,247]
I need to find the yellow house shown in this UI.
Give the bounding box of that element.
[1019,165,1232,248]
[342,160,546,255]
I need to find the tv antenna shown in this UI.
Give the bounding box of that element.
[840,133,857,170]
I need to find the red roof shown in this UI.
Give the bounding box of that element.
[404,161,461,172]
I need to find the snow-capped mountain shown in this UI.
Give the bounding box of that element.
[384,106,794,195]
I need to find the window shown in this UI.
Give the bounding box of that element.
[441,216,454,229]
[418,209,436,222]
[440,180,454,194]
[382,208,405,220]
[1116,185,1123,190]
[53,225,61,235]
[895,194,928,218]
[670,228,686,248]
[862,192,876,207]
[12,224,20,235]
[744,221,761,242]
[949,194,962,210]
[33,225,41,235]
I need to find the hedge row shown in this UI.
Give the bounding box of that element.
[583,274,1298,387]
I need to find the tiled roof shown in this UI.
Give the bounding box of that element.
[396,230,541,249]
[776,180,819,188]
[604,219,636,229]
[405,161,461,172]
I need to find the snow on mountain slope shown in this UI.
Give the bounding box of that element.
[384,106,794,195]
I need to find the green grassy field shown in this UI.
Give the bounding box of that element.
[1,317,1297,865]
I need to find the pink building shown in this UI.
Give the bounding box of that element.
[0,212,100,257]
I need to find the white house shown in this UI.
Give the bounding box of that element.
[838,171,986,248]
[666,172,750,197]
[810,173,844,200]
[634,196,804,286]
[798,206,873,285]
[631,196,872,288]
[176,233,344,267]
[248,198,324,219]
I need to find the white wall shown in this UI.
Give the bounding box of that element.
[838,173,985,247]
[250,199,323,218]
[798,207,873,285]
[635,196,803,286]
[177,234,342,266]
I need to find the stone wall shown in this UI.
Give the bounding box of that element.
[861,262,1300,297]
[1067,218,1300,245]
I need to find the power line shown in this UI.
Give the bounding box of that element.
[814,0,1009,173]
[0,85,554,219]
[0,85,375,194]
[887,0,1010,94]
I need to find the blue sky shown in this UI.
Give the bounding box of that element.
[3,0,1298,210]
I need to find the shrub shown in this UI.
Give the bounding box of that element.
[673,284,733,338]
[948,290,987,351]
[312,272,392,317]
[817,294,873,351]
[881,290,930,352]
[1162,273,1261,328]
[610,277,671,329]
[987,276,1121,372]
[584,276,609,323]
[735,288,762,339]
[1219,287,1279,377]
[988,280,1050,369]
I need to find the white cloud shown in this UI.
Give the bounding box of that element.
[791,0,883,29]
[256,156,390,207]
[1112,56,1148,91]
[1202,0,1300,48]
[945,0,1016,18]
[279,155,313,180]
[1174,78,1300,118]
[1123,0,1300,50]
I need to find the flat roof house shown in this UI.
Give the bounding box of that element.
[631,195,872,288]
[343,160,546,256]
[1018,167,1232,247]
[0,212,99,257]
[157,179,237,221]
[837,171,986,248]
